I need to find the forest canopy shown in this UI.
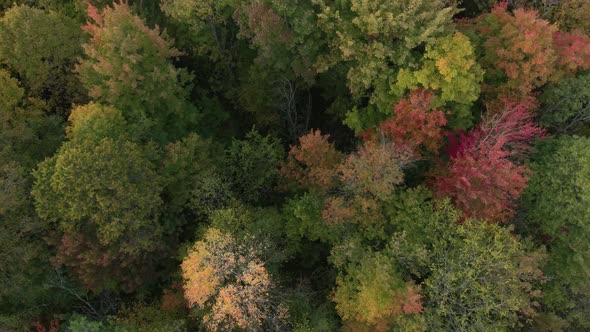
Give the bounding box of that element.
[1,0,590,331]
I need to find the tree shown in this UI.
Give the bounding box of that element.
[160,0,238,60]
[32,137,164,291]
[332,250,424,331]
[383,191,545,331]
[396,32,484,128]
[470,2,590,102]
[232,0,329,140]
[551,0,590,34]
[0,163,71,330]
[424,219,545,331]
[160,132,220,231]
[472,2,558,99]
[280,130,343,193]
[432,101,544,222]
[181,228,286,331]
[234,0,324,84]
[33,137,163,252]
[65,103,128,142]
[538,73,590,134]
[0,70,64,167]
[552,30,590,75]
[366,89,448,155]
[314,0,458,131]
[338,141,414,200]
[522,136,590,329]
[224,130,284,204]
[0,5,86,115]
[77,1,199,142]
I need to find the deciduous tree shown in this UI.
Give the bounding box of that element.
[332,250,424,330]
[280,130,343,193]
[0,5,85,115]
[181,228,286,331]
[471,2,557,98]
[522,136,590,329]
[425,220,545,331]
[314,0,457,131]
[432,101,544,222]
[367,89,448,155]
[396,32,484,128]
[77,1,199,142]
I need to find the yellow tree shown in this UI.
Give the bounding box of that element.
[181,228,286,331]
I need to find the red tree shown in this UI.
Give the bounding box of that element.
[553,30,590,74]
[279,130,343,192]
[474,2,557,99]
[433,101,544,222]
[362,89,447,155]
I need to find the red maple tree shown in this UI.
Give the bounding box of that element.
[433,100,544,222]
[361,89,447,156]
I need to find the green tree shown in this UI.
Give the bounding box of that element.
[0,5,86,115]
[33,137,163,254]
[160,133,220,232]
[424,219,545,331]
[383,189,545,331]
[160,0,238,60]
[32,137,164,291]
[332,249,424,330]
[0,163,70,330]
[0,70,64,167]
[224,130,284,204]
[522,136,590,329]
[396,32,484,128]
[539,73,590,134]
[314,0,458,131]
[77,2,199,142]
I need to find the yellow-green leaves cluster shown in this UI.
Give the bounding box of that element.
[396,32,484,127]
[32,137,163,255]
[314,0,457,130]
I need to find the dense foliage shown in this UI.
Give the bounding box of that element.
[1,1,589,331]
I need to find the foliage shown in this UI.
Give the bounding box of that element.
[473,3,558,98]
[181,227,286,331]
[160,133,219,230]
[553,30,590,74]
[160,0,238,60]
[76,1,198,142]
[280,130,343,193]
[396,32,484,128]
[66,102,128,142]
[471,2,590,101]
[283,192,346,244]
[0,163,70,330]
[314,0,458,131]
[66,315,111,332]
[539,73,590,133]
[0,5,85,114]
[33,138,163,251]
[224,130,284,203]
[234,0,325,84]
[332,250,423,329]
[0,70,64,167]
[367,89,448,155]
[32,137,164,291]
[2,0,590,329]
[424,220,545,331]
[432,100,544,222]
[552,0,590,34]
[338,141,413,200]
[523,136,590,323]
[111,302,187,332]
